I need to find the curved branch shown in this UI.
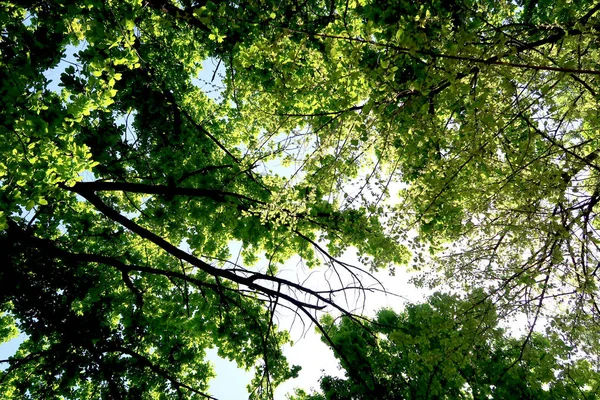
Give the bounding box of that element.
[66,186,331,312]
[73,181,265,205]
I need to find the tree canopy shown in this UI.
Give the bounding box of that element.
[2,0,600,398]
[293,291,600,399]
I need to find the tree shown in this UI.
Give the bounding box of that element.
[292,291,600,400]
[3,0,600,398]
[224,0,600,343]
[0,0,406,398]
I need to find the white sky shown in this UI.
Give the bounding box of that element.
[207,252,426,400]
[0,37,548,399]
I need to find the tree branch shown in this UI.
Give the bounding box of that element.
[73,181,265,205]
[64,186,330,312]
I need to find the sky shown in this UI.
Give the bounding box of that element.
[3,11,572,399]
[202,252,426,400]
[197,231,426,399]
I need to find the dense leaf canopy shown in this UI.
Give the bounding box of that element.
[2,0,600,398]
[293,292,600,399]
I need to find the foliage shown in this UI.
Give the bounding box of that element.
[225,0,600,344]
[0,0,405,397]
[292,291,600,400]
[3,0,600,398]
